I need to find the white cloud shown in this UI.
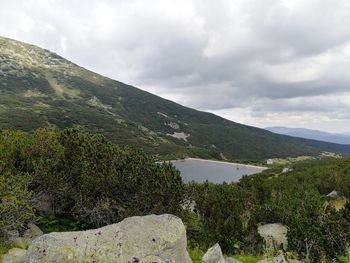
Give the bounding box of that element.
[1,0,350,133]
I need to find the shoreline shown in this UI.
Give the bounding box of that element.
[171,158,268,170]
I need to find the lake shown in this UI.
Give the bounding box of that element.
[172,158,267,183]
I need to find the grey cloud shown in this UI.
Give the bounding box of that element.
[1,0,350,132]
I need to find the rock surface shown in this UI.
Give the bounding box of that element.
[20,223,44,247]
[202,243,225,263]
[23,214,191,263]
[5,223,44,250]
[257,255,303,263]
[1,248,26,263]
[258,223,288,250]
[23,223,44,241]
[226,257,242,263]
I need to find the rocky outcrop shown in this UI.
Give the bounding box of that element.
[22,214,191,263]
[258,223,288,250]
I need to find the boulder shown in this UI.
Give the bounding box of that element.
[258,223,288,250]
[23,214,192,263]
[202,243,225,263]
[1,248,26,263]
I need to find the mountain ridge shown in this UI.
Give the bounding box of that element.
[1,36,350,160]
[266,126,350,145]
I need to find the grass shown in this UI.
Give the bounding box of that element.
[338,246,350,263]
[188,247,204,263]
[235,255,262,263]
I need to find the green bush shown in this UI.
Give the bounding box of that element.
[0,128,185,231]
[0,172,36,240]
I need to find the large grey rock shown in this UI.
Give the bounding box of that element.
[258,223,288,250]
[202,243,225,263]
[1,248,26,263]
[23,214,192,263]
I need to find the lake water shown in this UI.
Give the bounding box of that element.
[172,158,266,183]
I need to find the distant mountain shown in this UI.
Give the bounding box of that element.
[1,36,350,160]
[266,127,350,145]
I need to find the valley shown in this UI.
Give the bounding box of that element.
[1,36,350,263]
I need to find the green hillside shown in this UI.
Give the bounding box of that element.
[1,36,349,160]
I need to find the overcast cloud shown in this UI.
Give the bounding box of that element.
[1,0,350,133]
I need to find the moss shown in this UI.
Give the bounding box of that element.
[0,243,26,261]
[188,247,204,263]
[234,255,262,263]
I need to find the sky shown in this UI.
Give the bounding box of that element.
[1,0,350,133]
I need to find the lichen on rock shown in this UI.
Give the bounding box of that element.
[22,214,192,263]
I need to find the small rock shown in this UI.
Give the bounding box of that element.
[202,243,225,263]
[258,223,288,250]
[13,223,44,247]
[226,257,242,263]
[1,248,26,263]
[327,190,339,198]
[23,223,44,240]
[257,255,287,263]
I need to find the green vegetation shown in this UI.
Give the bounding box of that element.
[185,158,350,262]
[37,215,93,233]
[188,247,204,263]
[0,128,184,241]
[0,171,35,240]
[1,128,350,262]
[1,36,350,161]
[234,255,261,263]
[0,243,24,261]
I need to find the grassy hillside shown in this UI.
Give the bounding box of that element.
[1,36,350,160]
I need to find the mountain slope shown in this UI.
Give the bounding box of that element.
[266,127,350,145]
[1,36,350,160]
